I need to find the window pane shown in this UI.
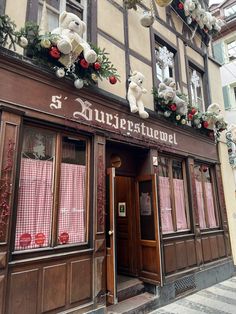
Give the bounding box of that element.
[172,160,188,231]
[194,165,206,229]
[155,45,175,82]
[190,68,204,111]
[202,167,218,228]
[15,127,55,251]
[38,4,59,31]
[57,137,87,245]
[139,180,155,240]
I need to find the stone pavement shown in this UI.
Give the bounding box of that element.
[150,276,236,314]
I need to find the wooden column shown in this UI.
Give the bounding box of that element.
[187,158,203,266]
[93,134,106,307]
[0,108,22,314]
[215,164,232,257]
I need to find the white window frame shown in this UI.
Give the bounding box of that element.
[189,67,205,112]
[38,0,87,37]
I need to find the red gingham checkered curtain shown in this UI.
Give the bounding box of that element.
[58,163,86,244]
[15,158,53,250]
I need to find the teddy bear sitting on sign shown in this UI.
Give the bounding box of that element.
[52,11,97,66]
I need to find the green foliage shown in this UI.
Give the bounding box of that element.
[0,14,17,50]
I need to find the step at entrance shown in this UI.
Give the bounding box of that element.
[107,292,159,314]
[117,275,145,302]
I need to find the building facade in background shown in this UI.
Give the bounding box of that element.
[0,1,235,313]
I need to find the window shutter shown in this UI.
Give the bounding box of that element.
[213,42,225,64]
[222,85,231,110]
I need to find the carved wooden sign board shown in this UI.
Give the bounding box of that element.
[0,66,218,160]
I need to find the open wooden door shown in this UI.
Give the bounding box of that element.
[136,174,163,284]
[106,168,118,304]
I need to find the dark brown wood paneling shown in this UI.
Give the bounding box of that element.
[70,258,92,304]
[210,236,219,260]
[217,234,226,258]
[202,237,212,262]
[164,243,176,274]
[0,253,6,269]
[0,275,4,314]
[176,241,188,270]
[186,239,197,267]
[141,246,158,273]
[42,263,66,312]
[8,269,38,314]
[94,256,106,303]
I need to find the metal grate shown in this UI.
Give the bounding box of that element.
[175,274,196,297]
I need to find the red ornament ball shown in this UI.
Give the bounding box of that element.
[80,59,89,69]
[188,113,193,120]
[202,166,208,173]
[49,47,61,59]
[170,103,177,111]
[93,62,101,70]
[109,76,117,84]
[191,108,197,115]
[178,2,184,10]
[203,121,209,128]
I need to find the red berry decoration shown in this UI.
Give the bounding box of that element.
[170,103,177,111]
[49,47,61,59]
[203,121,209,128]
[93,62,101,70]
[202,166,208,173]
[178,2,184,10]
[80,59,89,69]
[191,108,197,115]
[109,76,117,84]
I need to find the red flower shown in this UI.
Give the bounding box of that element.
[109,76,117,84]
[191,108,197,115]
[188,113,193,120]
[203,121,209,128]
[93,62,101,70]
[49,47,61,59]
[178,2,184,10]
[170,103,177,111]
[80,59,89,69]
[202,166,208,173]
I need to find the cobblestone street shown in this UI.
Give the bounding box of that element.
[151,276,236,314]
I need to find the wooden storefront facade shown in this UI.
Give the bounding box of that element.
[0,48,234,314]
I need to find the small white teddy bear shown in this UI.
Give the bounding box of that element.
[205,103,223,129]
[127,71,149,119]
[52,11,97,64]
[158,78,188,116]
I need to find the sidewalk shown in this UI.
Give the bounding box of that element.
[150,276,236,314]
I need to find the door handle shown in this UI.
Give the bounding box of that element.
[108,230,114,236]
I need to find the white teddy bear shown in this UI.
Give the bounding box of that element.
[202,12,216,31]
[205,103,224,129]
[158,78,188,116]
[184,0,197,16]
[52,11,97,64]
[127,71,149,119]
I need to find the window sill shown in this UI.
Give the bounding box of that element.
[10,246,93,265]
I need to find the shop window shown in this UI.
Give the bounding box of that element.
[14,126,89,251]
[194,164,219,230]
[189,66,205,112]
[158,156,190,234]
[155,43,175,83]
[32,0,85,32]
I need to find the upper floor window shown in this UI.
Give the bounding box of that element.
[158,156,190,234]
[155,44,175,83]
[14,126,90,251]
[34,0,86,32]
[189,67,205,112]
[227,40,236,61]
[194,164,219,230]
[224,4,236,19]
